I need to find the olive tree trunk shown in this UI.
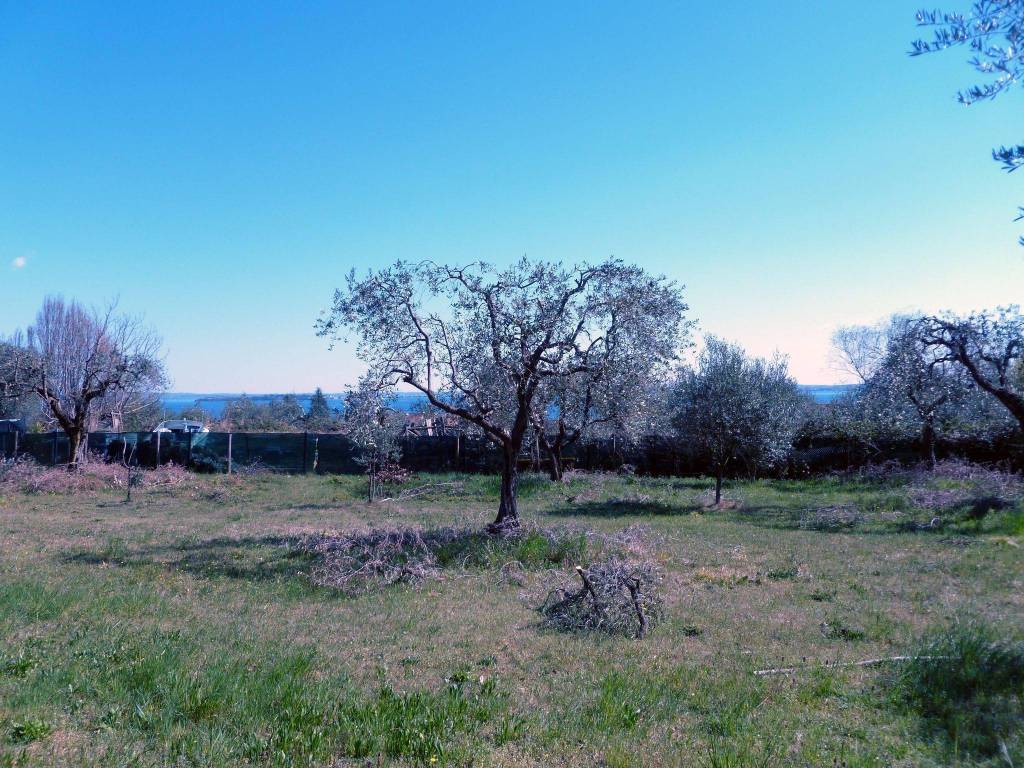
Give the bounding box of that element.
[491,446,520,532]
[921,418,938,469]
[548,447,564,482]
[66,426,86,469]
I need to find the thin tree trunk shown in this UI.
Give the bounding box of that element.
[491,447,520,532]
[922,419,937,469]
[715,472,723,506]
[537,426,568,483]
[548,447,563,482]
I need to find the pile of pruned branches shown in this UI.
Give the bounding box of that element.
[300,527,450,592]
[0,456,190,494]
[799,504,864,531]
[298,523,593,593]
[539,557,663,638]
[904,461,1021,517]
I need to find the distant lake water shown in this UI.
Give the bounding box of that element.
[159,385,854,418]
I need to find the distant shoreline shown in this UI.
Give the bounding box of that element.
[159,386,857,417]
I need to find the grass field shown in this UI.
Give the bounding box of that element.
[1,466,1022,767]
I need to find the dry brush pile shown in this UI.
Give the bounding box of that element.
[296,522,667,639]
[297,524,591,593]
[902,460,1021,519]
[0,456,190,494]
[537,557,664,639]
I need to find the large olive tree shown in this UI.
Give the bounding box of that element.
[317,258,689,531]
[529,288,690,481]
[917,307,1024,430]
[911,2,1024,244]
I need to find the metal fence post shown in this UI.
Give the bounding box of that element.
[155,431,161,468]
[302,431,308,474]
[51,432,58,466]
[187,431,194,469]
[227,432,233,475]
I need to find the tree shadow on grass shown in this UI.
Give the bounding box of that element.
[60,535,317,585]
[546,499,698,518]
[725,498,1017,539]
[727,505,816,532]
[723,502,889,535]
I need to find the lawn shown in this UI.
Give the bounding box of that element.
[0,466,1021,767]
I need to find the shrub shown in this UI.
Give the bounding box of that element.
[905,461,1021,511]
[891,619,1024,757]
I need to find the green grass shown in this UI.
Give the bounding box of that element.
[429,526,589,570]
[1,468,1022,766]
[891,619,1024,760]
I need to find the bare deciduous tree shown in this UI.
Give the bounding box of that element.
[317,258,689,531]
[21,297,167,466]
[672,337,803,505]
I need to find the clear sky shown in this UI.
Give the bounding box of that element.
[2,1,1022,391]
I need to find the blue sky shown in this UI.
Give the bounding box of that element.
[2,1,1022,391]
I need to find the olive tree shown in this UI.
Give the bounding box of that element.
[317,257,689,531]
[0,332,37,418]
[672,337,803,505]
[343,377,405,502]
[834,316,973,466]
[917,307,1024,430]
[529,291,690,481]
[911,2,1024,243]
[22,297,166,466]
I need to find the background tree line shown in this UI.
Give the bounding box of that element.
[321,258,1024,529]
[2,273,1021,532]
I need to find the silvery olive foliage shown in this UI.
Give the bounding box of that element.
[917,306,1024,430]
[530,284,691,481]
[0,332,37,419]
[672,337,804,504]
[317,257,689,529]
[343,376,406,502]
[834,316,978,465]
[911,1,1024,243]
